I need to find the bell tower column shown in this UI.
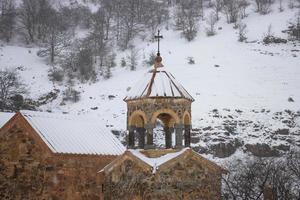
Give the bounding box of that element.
[136,127,146,149]
[145,123,154,149]
[128,125,135,149]
[164,126,172,149]
[175,124,184,148]
[184,125,191,147]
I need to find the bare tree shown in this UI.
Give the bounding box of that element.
[206,12,217,36]
[223,0,239,23]
[223,159,273,200]
[237,22,247,42]
[238,0,250,19]
[37,8,70,64]
[118,0,142,49]
[278,0,284,12]
[19,0,40,43]
[90,8,109,68]
[0,68,25,101]
[101,0,114,40]
[77,47,96,82]
[254,0,274,15]
[64,40,96,82]
[36,0,53,42]
[174,0,202,41]
[127,46,139,71]
[0,0,16,42]
[212,0,223,21]
[143,0,169,38]
[287,12,300,41]
[103,53,116,79]
[0,68,27,110]
[288,0,295,9]
[223,158,300,200]
[62,87,81,103]
[288,151,300,179]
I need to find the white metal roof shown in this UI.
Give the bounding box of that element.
[20,110,126,156]
[124,68,194,101]
[0,112,14,128]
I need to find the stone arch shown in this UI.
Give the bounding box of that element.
[182,111,191,147]
[151,108,180,126]
[182,111,191,125]
[128,110,147,127]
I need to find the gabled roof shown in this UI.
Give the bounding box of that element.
[124,68,194,102]
[129,148,189,173]
[0,112,14,128]
[101,148,226,174]
[2,110,126,156]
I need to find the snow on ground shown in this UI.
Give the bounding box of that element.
[0,46,54,99]
[50,3,300,131]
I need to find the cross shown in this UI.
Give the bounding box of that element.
[154,30,163,56]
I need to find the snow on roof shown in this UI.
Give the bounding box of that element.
[20,110,126,156]
[0,112,14,128]
[129,148,189,173]
[124,68,194,101]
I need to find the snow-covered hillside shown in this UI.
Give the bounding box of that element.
[0,1,299,160]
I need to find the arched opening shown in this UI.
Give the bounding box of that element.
[183,113,191,125]
[130,115,144,128]
[183,112,191,147]
[153,113,175,149]
[148,109,183,149]
[128,111,147,149]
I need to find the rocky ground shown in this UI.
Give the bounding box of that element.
[112,108,300,159]
[191,108,300,158]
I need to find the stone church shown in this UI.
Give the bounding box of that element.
[100,54,226,200]
[0,53,225,199]
[0,110,125,200]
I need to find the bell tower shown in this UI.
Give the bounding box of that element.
[124,31,194,149]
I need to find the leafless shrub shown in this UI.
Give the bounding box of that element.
[237,22,247,42]
[206,12,218,36]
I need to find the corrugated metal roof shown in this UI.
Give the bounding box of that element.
[20,110,125,156]
[124,68,194,101]
[0,112,14,128]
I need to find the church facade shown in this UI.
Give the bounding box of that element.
[102,148,225,200]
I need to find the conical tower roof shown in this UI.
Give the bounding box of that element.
[124,56,194,102]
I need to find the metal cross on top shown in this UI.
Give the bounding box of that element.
[154,30,163,56]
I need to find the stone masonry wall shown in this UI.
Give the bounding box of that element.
[127,98,192,126]
[103,155,222,200]
[0,124,116,200]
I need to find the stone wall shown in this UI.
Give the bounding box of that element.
[103,154,222,200]
[0,123,116,200]
[127,98,192,126]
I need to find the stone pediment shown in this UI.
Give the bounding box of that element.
[101,148,226,175]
